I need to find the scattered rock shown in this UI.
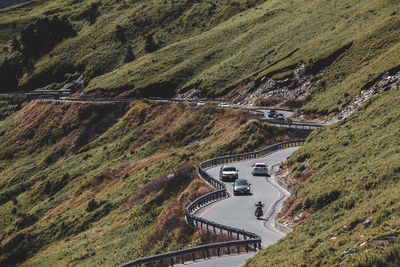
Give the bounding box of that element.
[325,69,400,125]
[372,235,397,244]
[232,64,322,107]
[363,219,371,228]
[341,247,358,257]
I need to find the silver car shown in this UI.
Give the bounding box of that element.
[251,163,270,176]
[219,166,238,182]
[233,179,251,195]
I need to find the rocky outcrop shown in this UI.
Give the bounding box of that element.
[325,68,400,124]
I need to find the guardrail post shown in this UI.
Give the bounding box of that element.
[117,140,305,267]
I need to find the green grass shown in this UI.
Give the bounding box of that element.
[0,0,398,113]
[245,88,400,266]
[0,99,299,266]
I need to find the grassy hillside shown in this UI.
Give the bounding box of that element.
[245,88,400,266]
[0,0,398,113]
[0,99,301,266]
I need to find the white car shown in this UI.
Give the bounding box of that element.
[197,101,205,106]
[218,103,230,108]
[251,163,270,176]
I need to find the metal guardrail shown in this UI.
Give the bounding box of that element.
[120,140,305,267]
[2,93,311,265]
[259,118,322,130]
[22,95,323,129]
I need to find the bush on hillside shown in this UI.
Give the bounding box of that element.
[254,96,279,107]
[0,59,19,91]
[20,16,76,59]
[145,34,160,53]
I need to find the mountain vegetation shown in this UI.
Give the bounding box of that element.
[0,0,397,113]
[246,89,400,266]
[0,0,399,266]
[0,99,301,266]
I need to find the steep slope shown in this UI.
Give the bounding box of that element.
[245,88,400,266]
[0,0,398,114]
[0,99,302,266]
[0,0,265,92]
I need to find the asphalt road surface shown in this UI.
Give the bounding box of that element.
[175,253,256,267]
[259,109,294,119]
[183,147,299,267]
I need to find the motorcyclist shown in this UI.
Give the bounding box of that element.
[255,201,264,208]
[254,201,264,219]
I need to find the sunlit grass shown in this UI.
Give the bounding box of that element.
[0,0,398,113]
[245,88,400,266]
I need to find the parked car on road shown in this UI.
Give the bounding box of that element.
[197,101,205,106]
[219,166,238,182]
[233,179,251,195]
[251,163,270,176]
[277,113,285,120]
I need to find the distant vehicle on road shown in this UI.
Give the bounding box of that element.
[277,113,285,120]
[251,163,270,176]
[254,201,264,219]
[219,166,238,182]
[268,110,277,118]
[197,101,205,106]
[218,103,230,108]
[233,179,251,195]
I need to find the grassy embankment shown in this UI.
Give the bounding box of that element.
[0,0,398,114]
[0,99,302,266]
[246,88,400,266]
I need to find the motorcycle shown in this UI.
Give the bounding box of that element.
[255,206,263,220]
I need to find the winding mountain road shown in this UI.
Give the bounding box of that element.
[176,147,299,266]
[3,92,314,266]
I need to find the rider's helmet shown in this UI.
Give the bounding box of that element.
[258,201,262,205]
